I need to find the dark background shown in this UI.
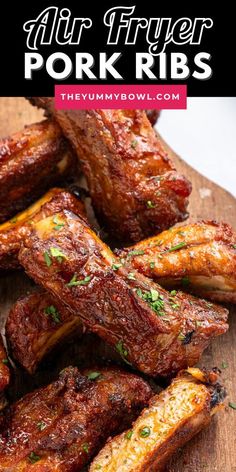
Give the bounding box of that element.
[0,1,234,97]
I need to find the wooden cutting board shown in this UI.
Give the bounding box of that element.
[0,97,236,472]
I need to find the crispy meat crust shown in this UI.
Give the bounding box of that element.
[119,221,236,303]
[28,98,191,242]
[90,368,225,472]
[0,120,78,223]
[0,187,86,270]
[0,336,10,392]
[6,289,84,374]
[0,366,152,471]
[19,210,228,377]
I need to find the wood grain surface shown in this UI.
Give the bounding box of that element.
[0,98,236,472]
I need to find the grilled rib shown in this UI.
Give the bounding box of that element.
[0,187,86,270]
[119,221,236,303]
[28,98,191,242]
[18,209,228,377]
[6,289,84,374]
[90,368,225,472]
[0,366,152,471]
[6,289,124,374]
[0,120,79,223]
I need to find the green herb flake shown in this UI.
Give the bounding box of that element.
[2,359,9,365]
[37,421,46,431]
[139,426,151,438]
[146,200,155,209]
[221,361,228,369]
[131,139,138,149]
[127,272,136,280]
[229,401,236,410]
[53,216,65,231]
[28,452,41,464]
[232,244,236,249]
[112,263,122,271]
[178,231,185,236]
[50,247,67,263]
[10,217,17,224]
[136,288,166,317]
[206,302,213,308]
[82,442,89,453]
[44,251,52,267]
[44,305,61,324]
[150,288,159,301]
[150,261,155,269]
[87,372,101,381]
[165,242,187,253]
[95,466,102,470]
[178,332,185,341]
[125,430,133,440]
[116,340,131,365]
[195,320,202,327]
[128,249,145,257]
[170,302,180,310]
[181,276,190,287]
[67,274,91,287]
[170,290,177,296]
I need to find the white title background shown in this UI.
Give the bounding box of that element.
[157,98,236,197]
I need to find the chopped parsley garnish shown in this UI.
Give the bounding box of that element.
[169,290,180,309]
[82,442,89,453]
[150,261,155,269]
[139,426,151,438]
[87,372,101,380]
[10,217,17,224]
[125,430,133,440]
[229,401,236,410]
[53,216,65,231]
[170,302,180,310]
[50,247,67,263]
[181,276,190,287]
[232,244,236,249]
[44,305,61,324]
[116,340,131,365]
[112,263,122,271]
[28,452,41,463]
[95,466,102,470]
[131,139,138,149]
[178,332,185,342]
[37,421,46,431]
[127,249,145,257]
[146,200,155,208]
[2,359,9,365]
[127,272,136,280]
[205,301,213,308]
[165,242,187,252]
[195,320,202,327]
[44,251,52,267]
[221,361,228,369]
[67,274,91,287]
[136,288,165,316]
